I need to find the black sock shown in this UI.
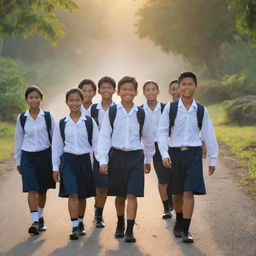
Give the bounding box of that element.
[183,218,191,233]
[117,215,124,224]
[96,207,103,217]
[168,195,173,208]
[126,219,135,234]
[162,200,170,212]
[176,212,183,223]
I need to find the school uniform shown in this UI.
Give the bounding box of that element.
[91,102,115,189]
[158,99,218,195]
[52,114,99,198]
[81,104,92,116]
[142,102,171,185]
[96,104,155,197]
[14,109,56,194]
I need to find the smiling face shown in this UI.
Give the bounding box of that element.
[66,92,83,113]
[169,82,180,101]
[26,91,42,109]
[179,77,197,99]
[80,84,96,104]
[143,82,159,102]
[98,82,116,101]
[117,82,138,104]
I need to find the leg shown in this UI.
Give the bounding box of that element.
[115,196,126,238]
[125,194,137,242]
[27,190,39,235]
[159,183,172,218]
[95,188,107,228]
[158,183,168,201]
[38,193,47,231]
[78,198,86,236]
[68,194,80,240]
[173,194,184,238]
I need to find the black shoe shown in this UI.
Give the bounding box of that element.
[115,223,125,238]
[38,217,47,232]
[96,216,105,228]
[69,226,80,240]
[125,232,136,243]
[162,209,172,219]
[78,222,86,236]
[182,232,194,243]
[173,221,183,238]
[28,221,39,235]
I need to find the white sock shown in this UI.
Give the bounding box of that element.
[78,217,84,223]
[31,210,39,223]
[38,207,44,219]
[71,219,79,228]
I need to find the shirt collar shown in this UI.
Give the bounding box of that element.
[97,101,115,110]
[65,113,86,123]
[144,101,161,112]
[117,103,138,114]
[25,109,44,117]
[178,98,197,111]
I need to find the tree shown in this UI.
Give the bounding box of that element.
[228,0,256,45]
[136,0,236,76]
[0,0,78,55]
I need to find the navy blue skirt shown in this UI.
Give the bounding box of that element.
[59,153,96,199]
[169,147,206,195]
[21,148,55,194]
[93,157,108,189]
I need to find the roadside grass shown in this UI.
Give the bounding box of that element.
[0,122,15,162]
[208,104,256,193]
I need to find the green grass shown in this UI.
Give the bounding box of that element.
[0,122,15,162]
[208,104,256,193]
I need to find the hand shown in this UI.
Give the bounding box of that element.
[144,163,151,174]
[53,171,60,182]
[209,166,215,175]
[162,158,172,168]
[100,164,108,174]
[202,142,207,159]
[17,166,22,175]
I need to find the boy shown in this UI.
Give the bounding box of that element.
[91,76,116,228]
[97,76,155,242]
[78,79,97,115]
[169,80,180,101]
[158,72,218,243]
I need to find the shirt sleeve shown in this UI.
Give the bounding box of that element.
[201,108,218,166]
[97,111,112,165]
[157,103,171,160]
[14,114,24,165]
[91,118,99,155]
[51,121,64,171]
[141,112,155,164]
[50,113,56,136]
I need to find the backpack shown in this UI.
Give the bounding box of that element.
[20,111,52,143]
[109,105,145,138]
[59,115,93,146]
[169,100,204,135]
[90,103,99,126]
[140,102,166,113]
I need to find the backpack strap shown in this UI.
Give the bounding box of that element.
[109,105,117,131]
[196,102,205,130]
[169,101,179,136]
[43,111,52,143]
[137,106,145,138]
[19,112,26,129]
[59,117,66,143]
[160,103,166,113]
[84,115,93,146]
[90,103,99,126]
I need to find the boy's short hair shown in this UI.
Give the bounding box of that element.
[66,88,84,102]
[143,80,159,91]
[178,72,197,85]
[25,85,43,99]
[78,79,96,92]
[169,80,178,89]
[118,76,138,91]
[98,76,116,90]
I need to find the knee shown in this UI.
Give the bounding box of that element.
[69,193,78,200]
[28,190,38,196]
[127,194,136,201]
[97,188,107,196]
[115,196,126,205]
[183,191,194,199]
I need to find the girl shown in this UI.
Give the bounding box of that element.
[14,85,56,235]
[52,88,98,240]
[141,80,173,219]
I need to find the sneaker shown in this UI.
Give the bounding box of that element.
[78,222,86,236]
[125,232,136,243]
[173,221,183,238]
[115,222,125,238]
[38,217,47,232]
[182,232,194,243]
[95,216,105,228]
[28,221,39,235]
[162,209,172,219]
[69,226,80,240]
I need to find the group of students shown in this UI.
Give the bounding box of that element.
[14,72,218,244]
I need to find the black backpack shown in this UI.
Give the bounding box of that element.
[20,111,52,143]
[109,105,145,138]
[59,115,93,146]
[140,102,166,113]
[169,100,204,135]
[90,103,99,126]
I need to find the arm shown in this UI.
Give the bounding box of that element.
[14,114,24,171]
[50,113,56,136]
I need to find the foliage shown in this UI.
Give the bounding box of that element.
[0,122,15,162]
[0,0,78,44]
[136,0,236,75]
[0,58,27,122]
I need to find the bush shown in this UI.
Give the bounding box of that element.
[0,58,27,122]
[225,95,256,125]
